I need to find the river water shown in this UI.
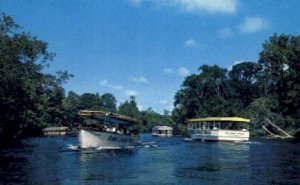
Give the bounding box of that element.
[0,134,299,185]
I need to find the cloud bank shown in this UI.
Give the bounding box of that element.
[128,0,238,14]
[238,17,267,33]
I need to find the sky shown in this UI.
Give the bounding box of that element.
[1,0,300,113]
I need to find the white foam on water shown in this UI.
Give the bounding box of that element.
[67,144,79,150]
[247,141,261,145]
[140,141,158,148]
[68,141,158,151]
[184,138,193,141]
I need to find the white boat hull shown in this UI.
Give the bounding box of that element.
[79,129,139,149]
[151,133,173,137]
[190,130,249,142]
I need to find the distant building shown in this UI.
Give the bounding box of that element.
[151,126,173,137]
[43,127,69,136]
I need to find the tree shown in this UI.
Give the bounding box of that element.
[172,65,233,126]
[258,34,300,128]
[229,62,262,108]
[119,96,140,118]
[101,93,117,113]
[0,14,72,141]
[63,91,80,127]
[78,93,102,110]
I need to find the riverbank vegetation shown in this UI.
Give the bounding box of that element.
[172,34,300,137]
[1,14,300,143]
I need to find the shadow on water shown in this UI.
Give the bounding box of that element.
[78,148,139,184]
[173,141,251,184]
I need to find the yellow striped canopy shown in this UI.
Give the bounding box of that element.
[78,110,138,124]
[188,117,250,123]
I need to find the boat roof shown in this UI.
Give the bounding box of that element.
[78,110,138,125]
[152,126,173,130]
[188,117,250,123]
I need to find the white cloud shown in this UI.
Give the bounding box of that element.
[126,90,138,97]
[127,0,238,14]
[163,68,174,74]
[99,79,108,86]
[163,0,237,14]
[238,17,267,33]
[227,60,244,71]
[178,67,190,77]
[163,67,190,77]
[217,27,233,38]
[137,105,145,111]
[159,100,169,105]
[184,38,198,48]
[110,85,124,91]
[99,79,123,91]
[158,99,174,111]
[130,76,149,84]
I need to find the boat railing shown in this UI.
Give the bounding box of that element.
[79,125,138,136]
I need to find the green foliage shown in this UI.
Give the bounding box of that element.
[173,34,300,136]
[62,91,118,127]
[172,65,235,126]
[140,108,173,132]
[0,14,72,141]
[101,93,117,113]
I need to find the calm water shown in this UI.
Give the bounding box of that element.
[0,134,299,185]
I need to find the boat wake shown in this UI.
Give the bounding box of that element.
[66,141,158,151]
[138,141,158,148]
[246,141,261,145]
[67,144,80,150]
[183,138,193,142]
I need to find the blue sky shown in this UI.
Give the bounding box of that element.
[1,0,300,113]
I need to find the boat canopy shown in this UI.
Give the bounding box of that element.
[78,110,138,125]
[188,117,250,123]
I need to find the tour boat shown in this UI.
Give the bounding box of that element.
[187,117,250,142]
[151,126,173,137]
[78,110,139,149]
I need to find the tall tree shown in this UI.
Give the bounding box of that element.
[78,93,102,110]
[0,14,71,141]
[172,65,233,125]
[101,93,117,113]
[229,62,262,108]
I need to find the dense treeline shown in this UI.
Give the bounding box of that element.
[0,14,73,142]
[172,34,300,136]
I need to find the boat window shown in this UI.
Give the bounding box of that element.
[209,122,214,129]
[220,123,226,129]
[202,122,207,129]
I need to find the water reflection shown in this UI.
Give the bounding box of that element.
[79,149,138,184]
[0,136,299,185]
[174,141,250,184]
[249,140,300,184]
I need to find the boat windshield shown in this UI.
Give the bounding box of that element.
[78,110,138,135]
